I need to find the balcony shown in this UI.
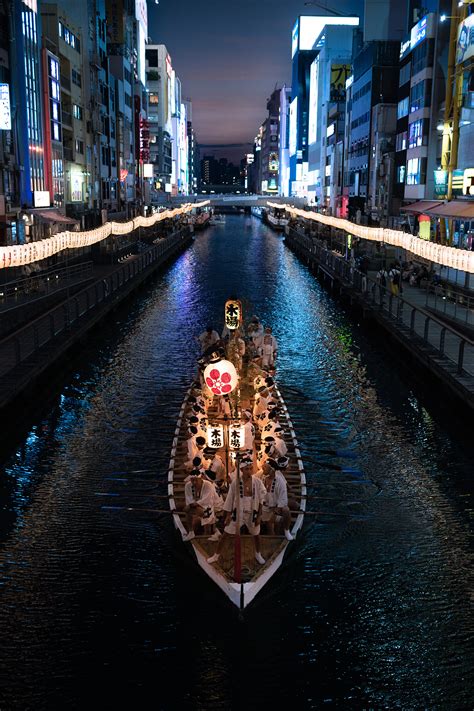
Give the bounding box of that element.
[61,111,72,128]
[60,75,71,93]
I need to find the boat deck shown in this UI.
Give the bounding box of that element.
[168,361,306,602]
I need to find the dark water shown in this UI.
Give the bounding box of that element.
[0,216,472,710]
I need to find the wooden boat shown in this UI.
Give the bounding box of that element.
[167,335,306,610]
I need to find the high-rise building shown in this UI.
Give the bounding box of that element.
[289,14,360,197]
[13,0,46,212]
[260,88,281,195]
[42,5,89,217]
[344,40,400,218]
[145,44,175,196]
[395,12,450,207]
[57,0,113,223]
[306,24,355,212]
[0,1,21,244]
[278,85,291,197]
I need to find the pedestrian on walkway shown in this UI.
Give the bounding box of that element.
[389,264,401,297]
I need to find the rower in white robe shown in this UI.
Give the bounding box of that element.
[207,457,267,565]
[182,472,217,541]
[255,327,278,370]
[261,459,294,540]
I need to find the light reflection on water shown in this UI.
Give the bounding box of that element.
[0,215,472,709]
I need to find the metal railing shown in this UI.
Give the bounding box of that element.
[289,231,474,377]
[0,233,188,380]
[0,262,94,307]
[425,283,474,331]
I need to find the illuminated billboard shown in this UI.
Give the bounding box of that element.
[293,15,359,56]
[308,59,318,145]
[457,14,474,65]
[135,0,148,87]
[292,20,299,57]
[289,97,298,157]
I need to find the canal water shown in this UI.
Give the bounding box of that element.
[0,215,472,710]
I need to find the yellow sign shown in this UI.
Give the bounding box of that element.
[224,299,242,331]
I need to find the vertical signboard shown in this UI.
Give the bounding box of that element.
[0,83,11,130]
[308,59,318,145]
[289,97,298,157]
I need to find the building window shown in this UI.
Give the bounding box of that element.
[75,139,84,154]
[407,157,427,185]
[410,80,431,113]
[411,40,433,77]
[58,21,63,38]
[72,69,82,88]
[396,131,408,151]
[145,49,158,68]
[397,97,409,119]
[399,62,411,87]
[397,165,406,183]
[72,104,83,120]
[408,118,429,148]
[149,92,159,105]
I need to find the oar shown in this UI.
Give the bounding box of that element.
[95,492,172,499]
[109,469,157,475]
[102,505,179,514]
[299,495,363,503]
[304,457,363,474]
[315,449,358,459]
[288,480,373,487]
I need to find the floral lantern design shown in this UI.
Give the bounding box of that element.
[203,359,238,396]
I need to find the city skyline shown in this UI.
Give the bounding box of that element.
[148,0,363,159]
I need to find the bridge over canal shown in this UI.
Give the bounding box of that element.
[152,194,306,209]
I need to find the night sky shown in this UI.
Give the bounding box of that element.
[148,0,363,161]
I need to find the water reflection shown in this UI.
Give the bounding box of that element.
[0,216,472,709]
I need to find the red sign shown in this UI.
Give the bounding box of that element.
[120,169,128,183]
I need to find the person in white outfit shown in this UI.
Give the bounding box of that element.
[255,327,278,370]
[185,434,207,469]
[242,409,255,452]
[227,329,246,372]
[207,457,267,565]
[260,459,294,540]
[183,472,217,541]
[197,326,220,354]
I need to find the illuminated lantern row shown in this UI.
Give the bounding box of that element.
[224,299,242,331]
[267,202,474,274]
[0,201,210,269]
[203,359,238,396]
[205,422,245,450]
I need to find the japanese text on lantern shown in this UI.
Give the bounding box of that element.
[224,299,241,330]
[207,425,224,449]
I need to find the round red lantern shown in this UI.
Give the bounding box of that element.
[203,359,238,396]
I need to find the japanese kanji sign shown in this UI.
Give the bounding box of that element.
[207,424,224,449]
[224,299,242,331]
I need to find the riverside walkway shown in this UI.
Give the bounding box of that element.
[285,228,474,410]
[0,229,193,411]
